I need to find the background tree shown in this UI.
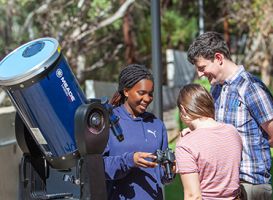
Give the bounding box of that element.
[0,0,136,83]
[224,0,273,87]
[1,0,272,88]
[0,0,199,85]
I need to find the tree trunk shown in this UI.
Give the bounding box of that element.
[121,0,135,64]
[223,13,230,50]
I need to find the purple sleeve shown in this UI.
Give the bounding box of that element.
[103,144,135,180]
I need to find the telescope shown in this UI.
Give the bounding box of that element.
[0,38,122,200]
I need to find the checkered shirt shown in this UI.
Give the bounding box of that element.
[211,66,273,184]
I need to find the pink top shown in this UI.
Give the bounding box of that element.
[175,123,242,199]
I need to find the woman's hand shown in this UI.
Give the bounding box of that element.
[133,152,158,168]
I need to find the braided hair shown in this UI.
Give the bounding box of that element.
[110,64,154,107]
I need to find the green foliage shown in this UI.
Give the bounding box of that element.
[194,78,211,91]
[134,7,152,58]
[0,0,215,84]
[89,0,112,19]
[165,175,183,200]
[175,78,211,131]
[166,138,183,200]
[112,19,122,30]
[161,10,198,49]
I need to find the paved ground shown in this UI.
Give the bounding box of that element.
[163,108,180,143]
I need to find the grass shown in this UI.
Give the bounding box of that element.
[165,175,183,200]
[164,140,182,200]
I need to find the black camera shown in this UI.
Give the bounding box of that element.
[154,148,175,181]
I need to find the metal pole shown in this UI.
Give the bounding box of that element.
[151,0,163,120]
[198,0,204,35]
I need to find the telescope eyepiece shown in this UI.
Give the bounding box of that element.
[87,110,105,134]
[89,112,102,126]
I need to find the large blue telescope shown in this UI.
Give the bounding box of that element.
[0,38,91,168]
[0,38,115,199]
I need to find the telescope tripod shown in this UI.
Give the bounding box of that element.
[16,99,110,200]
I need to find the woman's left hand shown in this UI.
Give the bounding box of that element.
[133,152,158,168]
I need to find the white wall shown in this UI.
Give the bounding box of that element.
[0,106,22,200]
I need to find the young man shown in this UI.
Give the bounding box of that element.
[187,31,273,200]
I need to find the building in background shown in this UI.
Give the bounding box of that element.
[166,49,196,88]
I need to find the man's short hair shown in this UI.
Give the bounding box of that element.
[187,31,231,64]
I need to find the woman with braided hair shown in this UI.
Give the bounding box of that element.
[103,64,171,200]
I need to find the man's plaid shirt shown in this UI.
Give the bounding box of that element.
[211,66,273,184]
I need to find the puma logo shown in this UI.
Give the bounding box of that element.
[147,129,157,138]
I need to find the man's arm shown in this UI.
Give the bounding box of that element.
[261,119,273,147]
[180,173,202,200]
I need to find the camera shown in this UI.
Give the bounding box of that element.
[154,148,175,181]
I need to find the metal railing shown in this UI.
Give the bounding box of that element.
[0,139,17,147]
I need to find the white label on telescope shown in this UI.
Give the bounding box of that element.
[31,128,47,144]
